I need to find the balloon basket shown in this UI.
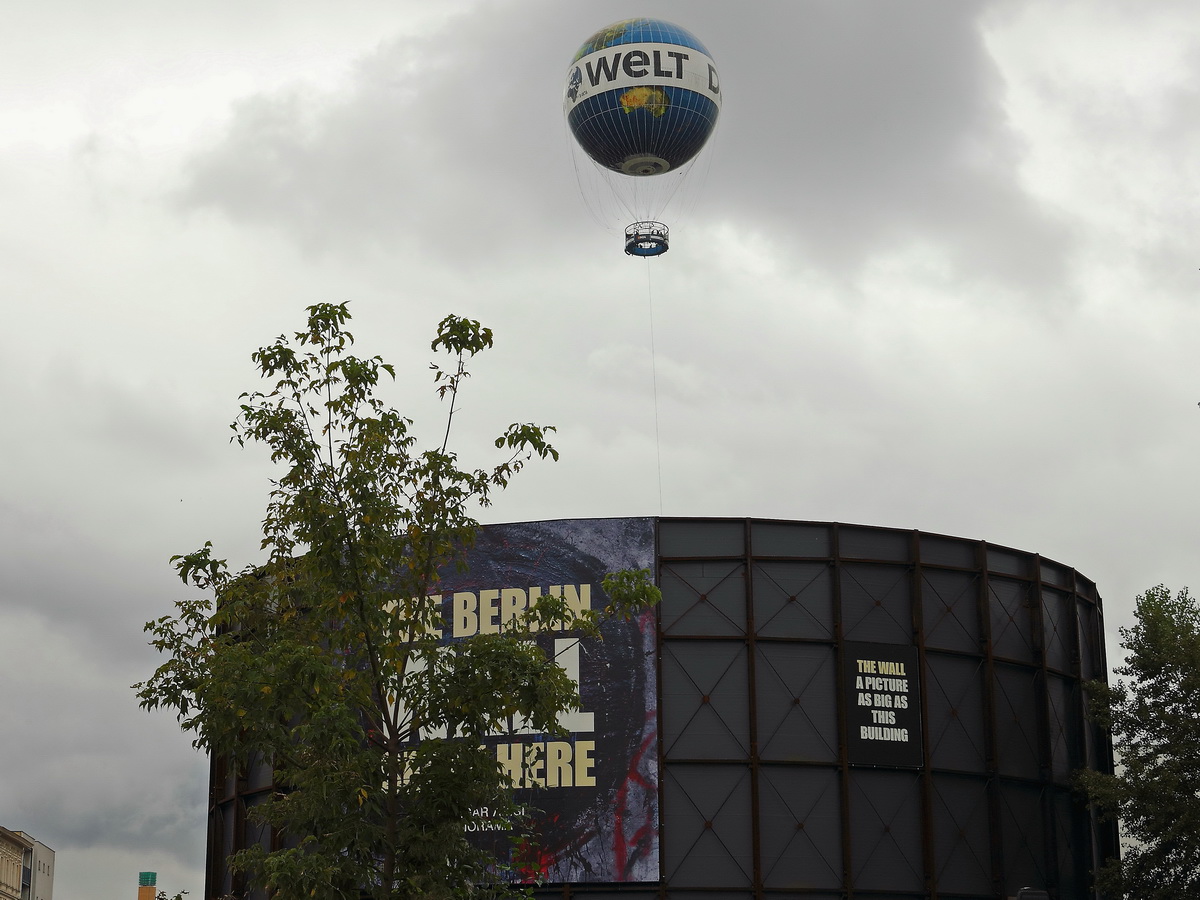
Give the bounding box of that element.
[624,221,669,257]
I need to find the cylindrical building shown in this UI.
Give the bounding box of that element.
[207,517,1118,900]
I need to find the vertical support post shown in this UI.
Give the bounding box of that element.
[1030,557,1058,896]
[831,523,854,897]
[205,752,224,900]
[911,530,938,899]
[654,516,668,900]
[976,541,1005,898]
[744,518,763,900]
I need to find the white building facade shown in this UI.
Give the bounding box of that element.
[0,829,53,900]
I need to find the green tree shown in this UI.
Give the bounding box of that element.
[1077,584,1200,898]
[135,304,658,900]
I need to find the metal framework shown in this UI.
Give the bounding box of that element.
[206,517,1119,900]
[539,518,1118,900]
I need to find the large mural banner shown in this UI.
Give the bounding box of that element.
[436,517,660,883]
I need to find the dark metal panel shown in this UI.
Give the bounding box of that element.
[758,766,842,890]
[988,578,1037,664]
[1039,560,1072,590]
[1041,588,1073,673]
[1080,687,1099,773]
[750,520,832,558]
[847,770,924,892]
[840,563,913,645]
[222,757,237,799]
[920,569,982,654]
[751,561,834,640]
[997,783,1050,898]
[245,751,272,791]
[1051,788,1087,900]
[993,663,1042,780]
[661,641,750,759]
[1046,674,1078,784]
[1075,599,1105,775]
[839,525,911,562]
[930,774,992,896]
[1075,600,1102,681]
[243,793,273,900]
[662,765,754,887]
[207,788,234,899]
[1074,572,1098,601]
[660,519,745,557]
[661,560,747,636]
[986,546,1031,578]
[231,794,247,899]
[755,643,838,762]
[924,654,988,773]
[918,534,977,569]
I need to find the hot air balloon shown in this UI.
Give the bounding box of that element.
[564,19,721,256]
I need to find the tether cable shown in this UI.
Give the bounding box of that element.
[645,258,664,515]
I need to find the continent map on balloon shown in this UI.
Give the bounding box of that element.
[619,87,669,118]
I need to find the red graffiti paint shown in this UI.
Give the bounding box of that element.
[613,709,658,875]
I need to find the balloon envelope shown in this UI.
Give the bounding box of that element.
[564,19,721,177]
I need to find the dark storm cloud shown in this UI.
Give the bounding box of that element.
[699,0,1073,289]
[0,627,207,866]
[175,1,589,263]
[177,1,1072,291]
[0,353,261,676]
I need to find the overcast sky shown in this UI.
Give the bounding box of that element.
[3,1,1199,897]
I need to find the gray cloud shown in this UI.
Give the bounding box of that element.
[698,0,1074,291]
[174,1,1073,294]
[175,3,589,265]
[169,0,1077,316]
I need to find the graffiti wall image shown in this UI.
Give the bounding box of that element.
[436,517,660,883]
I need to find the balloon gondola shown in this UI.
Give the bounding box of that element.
[564,19,721,256]
[624,221,669,257]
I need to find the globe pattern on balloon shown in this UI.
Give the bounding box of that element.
[565,18,720,176]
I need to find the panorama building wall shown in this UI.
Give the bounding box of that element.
[206,517,1118,900]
